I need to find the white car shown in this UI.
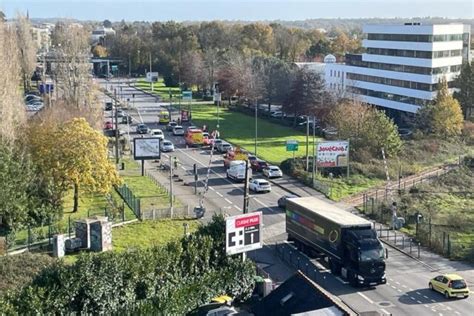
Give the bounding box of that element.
[249,179,271,193]
[160,139,174,152]
[173,126,185,136]
[217,142,233,153]
[263,166,283,178]
[150,128,164,140]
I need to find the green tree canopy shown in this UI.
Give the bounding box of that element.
[453,61,474,119]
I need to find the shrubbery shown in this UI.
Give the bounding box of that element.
[0,215,256,314]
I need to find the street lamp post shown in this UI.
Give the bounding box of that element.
[254,100,258,155]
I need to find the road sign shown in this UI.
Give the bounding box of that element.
[226,212,262,255]
[213,92,221,102]
[181,110,189,122]
[286,140,298,152]
[182,90,192,101]
[146,72,159,82]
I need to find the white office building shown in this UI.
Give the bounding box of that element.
[325,23,471,114]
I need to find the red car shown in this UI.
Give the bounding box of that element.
[104,121,113,129]
[251,159,268,172]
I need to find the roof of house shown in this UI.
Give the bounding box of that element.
[251,271,356,316]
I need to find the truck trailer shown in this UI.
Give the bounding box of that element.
[286,197,386,287]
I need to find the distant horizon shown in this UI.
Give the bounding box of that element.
[1,0,473,21]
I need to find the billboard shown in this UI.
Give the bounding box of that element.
[146,72,159,82]
[226,212,262,255]
[133,138,160,160]
[182,91,192,101]
[181,110,190,122]
[316,141,349,167]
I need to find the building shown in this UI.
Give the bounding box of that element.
[31,25,52,53]
[325,23,471,114]
[91,26,115,44]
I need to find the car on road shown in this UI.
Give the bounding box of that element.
[104,102,113,111]
[217,142,233,153]
[251,159,268,172]
[263,166,283,178]
[172,125,185,136]
[122,115,133,124]
[210,139,223,150]
[429,274,469,299]
[104,121,113,130]
[167,121,178,131]
[136,123,149,134]
[116,109,124,117]
[277,194,298,208]
[150,129,164,140]
[249,179,271,193]
[160,139,175,152]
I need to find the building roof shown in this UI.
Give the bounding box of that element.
[295,62,326,73]
[287,197,372,227]
[251,271,356,316]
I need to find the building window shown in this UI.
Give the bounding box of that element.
[367,47,462,59]
[367,33,462,42]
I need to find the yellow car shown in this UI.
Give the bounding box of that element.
[429,274,470,299]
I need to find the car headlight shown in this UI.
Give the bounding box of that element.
[357,275,365,281]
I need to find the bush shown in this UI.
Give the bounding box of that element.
[1,215,256,314]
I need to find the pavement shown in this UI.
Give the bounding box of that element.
[100,78,474,316]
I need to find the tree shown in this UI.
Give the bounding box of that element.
[0,19,25,146]
[103,19,112,28]
[180,51,205,90]
[91,44,108,57]
[0,11,5,22]
[328,100,402,157]
[453,62,474,119]
[417,79,464,138]
[15,14,36,92]
[29,118,120,213]
[283,68,327,126]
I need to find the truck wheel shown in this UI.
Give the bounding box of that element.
[329,259,341,275]
[348,271,358,287]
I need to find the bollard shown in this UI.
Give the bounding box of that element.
[402,236,405,248]
[418,243,421,258]
[410,239,412,254]
[386,228,389,240]
[394,232,397,245]
[379,223,382,236]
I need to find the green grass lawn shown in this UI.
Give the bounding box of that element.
[135,78,181,101]
[190,104,323,165]
[112,219,199,252]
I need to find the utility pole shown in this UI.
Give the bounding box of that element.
[128,54,131,78]
[243,160,250,214]
[215,83,220,129]
[149,53,153,92]
[306,116,309,171]
[169,156,174,208]
[114,89,120,164]
[193,163,198,194]
[254,100,258,155]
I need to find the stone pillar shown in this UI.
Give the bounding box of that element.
[90,220,112,252]
[52,234,65,258]
[75,219,95,249]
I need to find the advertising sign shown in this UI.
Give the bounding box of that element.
[286,140,299,152]
[316,141,349,167]
[146,72,159,82]
[182,91,192,101]
[181,110,190,122]
[133,138,160,160]
[226,212,262,255]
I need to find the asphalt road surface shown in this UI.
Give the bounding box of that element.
[100,78,474,316]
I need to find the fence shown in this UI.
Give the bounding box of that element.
[116,184,141,219]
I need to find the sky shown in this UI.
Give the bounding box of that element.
[1,0,473,21]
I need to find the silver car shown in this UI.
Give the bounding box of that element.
[160,140,175,152]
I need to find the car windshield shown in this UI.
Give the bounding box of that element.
[360,248,384,261]
[451,279,467,289]
[259,181,269,185]
[270,167,279,171]
[164,142,172,146]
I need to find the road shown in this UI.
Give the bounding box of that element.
[100,78,474,316]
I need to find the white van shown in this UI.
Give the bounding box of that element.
[226,160,252,182]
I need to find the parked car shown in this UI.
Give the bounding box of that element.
[25,94,41,103]
[217,142,233,153]
[247,155,257,164]
[263,165,283,178]
[150,129,164,140]
[270,111,285,118]
[277,194,298,208]
[429,274,469,299]
[116,109,124,117]
[172,126,185,136]
[251,159,268,172]
[249,179,271,193]
[323,126,338,139]
[136,123,149,134]
[122,115,133,124]
[167,121,178,131]
[210,139,223,150]
[398,128,413,139]
[160,139,175,152]
[104,101,113,111]
[104,121,113,130]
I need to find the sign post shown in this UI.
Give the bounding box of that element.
[133,138,161,176]
[286,140,299,162]
[226,212,263,257]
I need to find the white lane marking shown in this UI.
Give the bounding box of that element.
[454,311,461,315]
[209,186,215,191]
[216,192,223,197]
[357,292,374,304]
[423,295,429,299]
[395,281,401,285]
[380,309,390,315]
[439,313,443,316]
[416,291,421,295]
[224,198,232,204]
[409,288,414,291]
[336,277,349,285]
[180,166,186,170]
[446,306,452,311]
[402,285,408,289]
[417,300,422,304]
[410,296,416,301]
[390,285,397,290]
[234,205,241,211]
[431,299,436,303]
[397,289,402,293]
[424,304,430,308]
[388,278,393,281]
